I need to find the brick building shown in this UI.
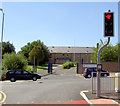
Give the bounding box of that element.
[48,46,95,64]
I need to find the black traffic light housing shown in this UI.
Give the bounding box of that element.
[104,12,114,37]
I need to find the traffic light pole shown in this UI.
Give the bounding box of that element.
[97,37,110,98]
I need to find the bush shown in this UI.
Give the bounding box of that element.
[62,62,74,69]
[75,61,79,65]
[1,69,7,80]
[2,53,28,70]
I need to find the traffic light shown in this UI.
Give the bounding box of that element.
[104,12,114,37]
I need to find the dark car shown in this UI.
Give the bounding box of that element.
[83,67,109,78]
[5,69,41,82]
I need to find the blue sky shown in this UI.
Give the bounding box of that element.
[0,2,118,52]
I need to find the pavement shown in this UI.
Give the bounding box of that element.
[80,90,120,105]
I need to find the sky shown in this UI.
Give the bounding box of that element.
[0,2,119,53]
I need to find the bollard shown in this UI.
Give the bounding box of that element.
[77,63,79,74]
[48,62,50,73]
[115,73,120,92]
[50,63,52,74]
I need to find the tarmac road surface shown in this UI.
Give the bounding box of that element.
[2,65,91,104]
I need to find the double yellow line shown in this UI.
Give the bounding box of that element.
[0,91,6,103]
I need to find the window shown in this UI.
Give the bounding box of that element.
[73,53,75,57]
[88,68,93,72]
[23,71,29,74]
[67,54,69,57]
[49,54,52,58]
[8,71,14,75]
[86,60,88,63]
[94,68,97,72]
[15,71,22,74]
[77,54,79,57]
[63,54,64,57]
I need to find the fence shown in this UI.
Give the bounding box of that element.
[91,72,117,94]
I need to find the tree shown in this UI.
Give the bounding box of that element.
[101,45,118,62]
[0,41,15,55]
[18,40,50,64]
[91,39,119,63]
[29,46,44,65]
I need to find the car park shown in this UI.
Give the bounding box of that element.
[5,69,41,82]
[83,67,109,78]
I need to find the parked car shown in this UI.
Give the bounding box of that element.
[83,67,109,78]
[5,69,41,82]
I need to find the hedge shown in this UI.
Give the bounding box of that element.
[62,62,74,69]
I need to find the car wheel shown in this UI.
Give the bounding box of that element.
[33,77,37,81]
[88,74,91,78]
[104,74,107,77]
[10,77,16,82]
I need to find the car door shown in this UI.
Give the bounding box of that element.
[22,70,32,80]
[93,68,97,77]
[14,70,23,80]
[88,68,93,75]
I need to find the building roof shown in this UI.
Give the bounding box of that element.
[48,46,95,54]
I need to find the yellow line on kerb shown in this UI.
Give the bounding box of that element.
[0,91,6,103]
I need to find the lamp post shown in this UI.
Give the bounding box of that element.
[0,8,4,80]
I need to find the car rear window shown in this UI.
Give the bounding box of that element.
[8,71,14,74]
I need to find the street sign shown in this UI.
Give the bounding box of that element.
[97,64,102,72]
[83,64,97,68]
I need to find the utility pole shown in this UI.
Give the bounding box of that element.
[0,8,4,80]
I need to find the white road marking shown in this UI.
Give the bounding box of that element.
[80,90,93,105]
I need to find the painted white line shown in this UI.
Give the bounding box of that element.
[80,90,93,105]
[111,100,119,104]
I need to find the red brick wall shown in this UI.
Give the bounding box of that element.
[101,62,119,72]
[78,62,119,74]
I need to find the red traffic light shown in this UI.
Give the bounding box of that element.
[106,14,111,19]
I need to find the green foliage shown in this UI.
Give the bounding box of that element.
[91,39,119,62]
[101,44,119,62]
[90,47,98,63]
[0,41,15,56]
[2,53,28,70]
[62,62,74,69]
[18,40,50,64]
[29,46,45,65]
[26,65,34,73]
[75,61,79,65]
[1,69,7,80]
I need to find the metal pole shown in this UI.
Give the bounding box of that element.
[97,37,110,97]
[91,72,93,94]
[0,11,4,80]
[34,56,35,73]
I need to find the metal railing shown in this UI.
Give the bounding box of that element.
[91,72,117,94]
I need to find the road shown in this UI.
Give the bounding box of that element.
[2,65,91,104]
